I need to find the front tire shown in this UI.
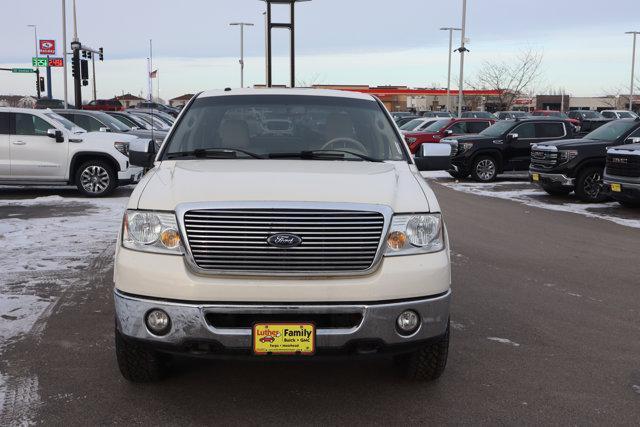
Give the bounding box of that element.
[448,169,469,180]
[471,155,498,182]
[75,160,116,197]
[541,184,572,196]
[115,328,167,383]
[394,322,450,382]
[575,166,607,203]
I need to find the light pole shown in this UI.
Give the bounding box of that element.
[230,22,254,88]
[455,0,468,117]
[626,31,640,112]
[62,0,68,108]
[440,27,461,112]
[27,24,41,99]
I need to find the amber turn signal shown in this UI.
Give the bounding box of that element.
[387,231,407,250]
[160,229,181,249]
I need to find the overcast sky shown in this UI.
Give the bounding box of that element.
[1,0,639,100]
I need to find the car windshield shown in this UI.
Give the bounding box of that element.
[163,94,405,161]
[479,120,515,137]
[583,120,638,141]
[617,111,635,118]
[399,119,425,130]
[533,111,565,118]
[580,111,602,119]
[95,112,132,131]
[44,112,85,133]
[423,119,451,132]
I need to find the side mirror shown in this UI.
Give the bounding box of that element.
[129,139,156,168]
[626,137,640,144]
[506,132,519,142]
[47,128,64,143]
[414,143,452,171]
[444,129,454,136]
[99,126,109,132]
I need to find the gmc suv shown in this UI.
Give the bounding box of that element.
[529,119,640,202]
[443,118,574,181]
[603,143,640,207]
[114,89,453,383]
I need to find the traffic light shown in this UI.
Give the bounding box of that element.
[80,59,89,80]
[71,52,80,78]
[38,77,45,92]
[82,50,87,59]
[99,47,103,61]
[87,51,92,59]
[82,79,88,87]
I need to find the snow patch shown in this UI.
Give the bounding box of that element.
[632,385,640,395]
[487,337,521,347]
[0,295,52,351]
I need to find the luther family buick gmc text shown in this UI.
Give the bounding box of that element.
[114,88,453,383]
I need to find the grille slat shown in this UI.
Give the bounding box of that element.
[183,208,386,273]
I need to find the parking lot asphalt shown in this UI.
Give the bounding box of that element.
[1,180,639,425]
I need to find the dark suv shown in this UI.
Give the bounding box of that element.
[529,119,640,202]
[443,118,574,181]
[604,142,640,207]
[566,110,612,133]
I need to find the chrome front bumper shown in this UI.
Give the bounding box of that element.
[530,172,575,186]
[114,289,451,350]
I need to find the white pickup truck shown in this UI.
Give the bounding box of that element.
[114,89,453,382]
[0,107,144,196]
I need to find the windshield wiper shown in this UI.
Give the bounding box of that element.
[268,150,383,162]
[166,148,263,160]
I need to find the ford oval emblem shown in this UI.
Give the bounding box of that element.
[267,233,302,248]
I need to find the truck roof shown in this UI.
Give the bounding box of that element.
[198,88,376,102]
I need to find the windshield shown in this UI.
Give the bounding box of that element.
[94,112,132,131]
[423,119,451,132]
[580,111,602,119]
[479,120,515,137]
[400,119,425,131]
[617,111,635,118]
[44,112,85,133]
[532,111,566,118]
[163,94,405,161]
[583,120,638,141]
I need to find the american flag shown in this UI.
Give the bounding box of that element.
[149,69,158,78]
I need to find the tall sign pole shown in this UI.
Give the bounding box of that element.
[626,31,640,111]
[62,0,68,108]
[230,22,254,88]
[440,27,461,112]
[71,0,82,107]
[456,0,468,117]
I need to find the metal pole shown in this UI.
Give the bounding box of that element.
[290,1,295,88]
[627,31,639,111]
[264,11,268,86]
[71,0,81,107]
[46,56,52,98]
[72,0,78,40]
[28,25,40,99]
[440,27,460,112]
[240,24,244,87]
[266,3,272,87]
[457,0,467,118]
[62,0,68,108]
[91,54,96,101]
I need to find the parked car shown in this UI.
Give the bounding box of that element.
[566,110,612,133]
[0,107,143,196]
[114,88,453,383]
[422,111,455,118]
[601,110,639,120]
[135,101,180,117]
[461,111,497,119]
[391,111,415,120]
[127,111,172,131]
[530,119,640,202]
[405,118,495,154]
[496,111,530,120]
[398,118,438,132]
[54,109,167,148]
[35,98,73,109]
[394,115,421,127]
[443,118,574,181]
[106,111,154,131]
[604,142,640,207]
[531,110,580,128]
[82,99,124,112]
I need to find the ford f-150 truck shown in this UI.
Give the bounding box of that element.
[114,89,453,383]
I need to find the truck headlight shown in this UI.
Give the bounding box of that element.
[406,137,417,143]
[559,150,578,164]
[459,142,474,153]
[114,141,129,157]
[122,210,183,254]
[385,214,444,256]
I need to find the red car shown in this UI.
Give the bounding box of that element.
[259,335,276,343]
[531,110,580,127]
[404,118,495,153]
[82,99,124,112]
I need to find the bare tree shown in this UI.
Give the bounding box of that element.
[469,49,543,110]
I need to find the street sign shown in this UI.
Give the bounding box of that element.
[12,68,35,73]
[39,39,56,55]
[48,57,64,67]
[32,57,48,67]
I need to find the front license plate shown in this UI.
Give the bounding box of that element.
[531,173,540,182]
[611,183,622,193]
[253,323,315,355]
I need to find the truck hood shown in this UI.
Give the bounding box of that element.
[443,134,490,143]
[133,159,435,213]
[533,138,609,149]
[79,131,139,143]
[128,129,168,141]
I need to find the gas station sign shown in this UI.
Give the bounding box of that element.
[32,57,48,67]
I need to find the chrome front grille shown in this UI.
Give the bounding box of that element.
[531,149,558,168]
[606,154,640,177]
[181,206,388,275]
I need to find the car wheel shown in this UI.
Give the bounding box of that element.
[471,156,498,182]
[394,321,449,382]
[75,160,116,197]
[448,169,469,180]
[541,184,572,196]
[575,166,608,203]
[115,327,167,383]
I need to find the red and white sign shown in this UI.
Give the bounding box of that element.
[39,39,56,55]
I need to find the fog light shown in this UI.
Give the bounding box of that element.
[397,310,420,335]
[145,309,171,335]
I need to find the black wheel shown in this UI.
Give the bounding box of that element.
[470,155,498,182]
[618,200,640,208]
[394,322,450,382]
[115,328,167,383]
[448,169,469,180]
[75,160,116,197]
[575,166,607,203]
[541,184,572,196]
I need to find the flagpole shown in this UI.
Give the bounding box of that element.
[148,39,153,101]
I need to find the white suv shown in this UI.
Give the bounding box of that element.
[0,107,144,196]
[114,89,452,382]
